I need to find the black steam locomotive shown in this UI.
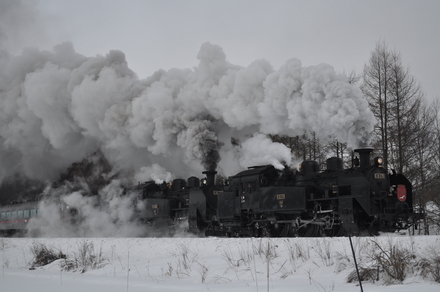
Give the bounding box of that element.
[0,148,422,237]
[134,148,422,237]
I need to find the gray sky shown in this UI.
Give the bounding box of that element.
[8,0,440,100]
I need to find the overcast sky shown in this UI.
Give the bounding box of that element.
[5,0,440,100]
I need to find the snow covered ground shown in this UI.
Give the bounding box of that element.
[1,234,440,292]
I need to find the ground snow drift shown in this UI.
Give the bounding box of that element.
[1,235,440,292]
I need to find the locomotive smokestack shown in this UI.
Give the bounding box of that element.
[202,170,217,186]
[354,148,373,169]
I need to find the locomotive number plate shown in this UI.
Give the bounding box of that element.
[374,173,386,179]
[151,204,159,209]
[276,194,286,200]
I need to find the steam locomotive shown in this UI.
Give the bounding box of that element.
[0,148,422,237]
[134,148,422,237]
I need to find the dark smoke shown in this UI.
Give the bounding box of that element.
[201,137,223,171]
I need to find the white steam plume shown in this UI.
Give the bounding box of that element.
[27,181,151,237]
[0,3,375,185]
[135,164,174,185]
[239,134,292,170]
[0,41,375,183]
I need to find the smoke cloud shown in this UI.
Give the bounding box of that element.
[27,181,149,237]
[27,175,193,238]
[0,40,375,185]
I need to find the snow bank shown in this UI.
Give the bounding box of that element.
[1,235,440,291]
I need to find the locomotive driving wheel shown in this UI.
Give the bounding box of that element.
[298,224,322,237]
[256,221,290,237]
[323,224,344,237]
[268,223,291,237]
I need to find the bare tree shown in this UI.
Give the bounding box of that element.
[362,40,392,168]
[362,40,424,174]
[362,40,437,234]
[345,69,361,85]
[270,133,328,168]
[431,99,440,176]
[422,100,440,234]
[408,100,438,234]
[387,50,424,174]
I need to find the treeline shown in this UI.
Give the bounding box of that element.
[272,40,440,234]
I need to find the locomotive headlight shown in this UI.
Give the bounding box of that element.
[374,157,384,167]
